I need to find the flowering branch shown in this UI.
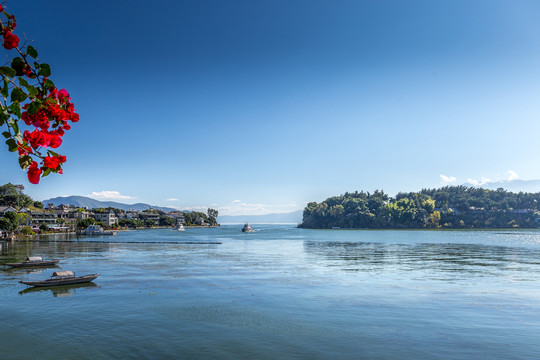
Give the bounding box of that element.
[0,3,78,184]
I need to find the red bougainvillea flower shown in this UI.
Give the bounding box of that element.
[47,130,62,148]
[22,108,50,130]
[3,30,19,50]
[0,5,4,12]
[43,155,66,170]
[27,161,42,184]
[23,129,48,148]
[58,89,70,102]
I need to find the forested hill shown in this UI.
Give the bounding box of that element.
[300,186,540,229]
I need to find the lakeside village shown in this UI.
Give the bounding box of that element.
[0,184,219,239]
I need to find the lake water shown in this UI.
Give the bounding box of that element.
[2,225,540,359]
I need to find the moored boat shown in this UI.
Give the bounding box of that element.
[175,224,185,231]
[5,256,60,268]
[19,270,100,287]
[242,223,254,232]
[81,224,116,236]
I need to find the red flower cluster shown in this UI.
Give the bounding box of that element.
[27,161,42,184]
[23,129,62,148]
[43,154,66,171]
[1,7,19,50]
[18,87,78,183]
[3,30,18,49]
[22,87,79,129]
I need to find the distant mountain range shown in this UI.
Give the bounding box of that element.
[473,179,540,193]
[218,210,303,224]
[42,196,178,212]
[41,196,304,222]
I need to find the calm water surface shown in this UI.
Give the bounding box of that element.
[2,225,540,359]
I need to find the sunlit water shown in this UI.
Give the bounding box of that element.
[2,225,540,359]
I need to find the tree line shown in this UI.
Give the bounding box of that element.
[300,186,540,229]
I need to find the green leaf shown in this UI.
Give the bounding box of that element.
[48,150,59,157]
[5,138,17,152]
[27,101,40,115]
[9,102,21,119]
[10,57,24,76]
[44,79,55,89]
[0,66,16,78]
[10,88,27,102]
[27,85,38,97]
[26,45,38,59]
[19,77,39,97]
[18,155,33,169]
[0,111,6,126]
[42,167,52,177]
[38,63,51,77]
[1,78,9,98]
[18,78,29,87]
[9,116,19,134]
[2,131,10,139]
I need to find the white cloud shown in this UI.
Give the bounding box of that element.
[507,170,519,181]
[439,174,456,183]
[467,177,491,186]
[87,191,136,201]
[166,198,179,201]
[232,200,242,203]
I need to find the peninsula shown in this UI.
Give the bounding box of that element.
[300,186,540,229]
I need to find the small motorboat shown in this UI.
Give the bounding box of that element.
[81,225,116,236]
[175,224,185,231]
[5,256,60,268]
[19,270,100,287]
[242,223,254,232]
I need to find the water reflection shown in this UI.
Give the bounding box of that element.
[3,266,60,274]
[19,282,98,297]
[303,240,540,276]
[1,239,111,264]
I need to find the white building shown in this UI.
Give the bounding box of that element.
[93,210,118,227]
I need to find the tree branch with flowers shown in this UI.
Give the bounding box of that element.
[0,4,78,184]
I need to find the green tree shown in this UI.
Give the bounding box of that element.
[144,219,157,227]
[76,217,95,229]
[16,212,30,225]
[0,211,18,232]
[159,215,175,227]
[428,211,441,228]
[20,226,35,236]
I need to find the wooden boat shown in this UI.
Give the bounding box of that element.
[5,256,60,268]
[19,270,100,287]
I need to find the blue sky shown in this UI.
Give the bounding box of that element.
[2,0,540,215]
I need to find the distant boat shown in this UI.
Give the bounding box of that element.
[81,225,116,236]
[175,224,185,232]
[242,223,254,232]
[19,270,100,287]
[5,256,60,268]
